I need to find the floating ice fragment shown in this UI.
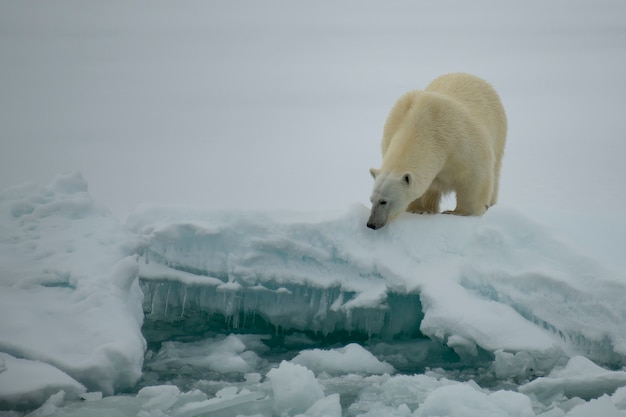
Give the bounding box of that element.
[613,386,626,410]
[535,408,566,417]
[292,343,394,375]
[0,353,85,410]
[298,393,341,417]
[566,395,625,417]
[519,356,626,402]
[147,334,261,375]
[174,389,267,417]
[414,383,534,417]
[493,349,561,380]
[267,361,324,416]
[137,385,181,411]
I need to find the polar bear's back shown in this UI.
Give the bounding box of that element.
[424,72,507,206]
[425,73,507,149]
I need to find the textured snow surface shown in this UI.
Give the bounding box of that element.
[0,172,145,401]
[2,174,626,416]
[0,353,85,410]
[130,204,626,366]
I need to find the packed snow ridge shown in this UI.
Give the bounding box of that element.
[0,172,145,408]
[131,199,626,368]
[2,172,626,412]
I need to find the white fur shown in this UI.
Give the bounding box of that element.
[368,73,507,229]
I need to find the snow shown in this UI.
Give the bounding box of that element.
[2,0,626,415]
[291,343,394,375]
[131,204,626,368]
[300,394,342,417]
[0,172,145,398]
[414,384,535,417]
[519,356,626,402]
[565,396,626,417]
[3,176,626,415]
[0,353,85,410]
[136,385,181,412]
[267,361,325,416]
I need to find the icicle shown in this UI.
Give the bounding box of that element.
[149,284,158,318]
[164,284,171,317]
[180,286,187,318]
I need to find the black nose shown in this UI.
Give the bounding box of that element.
[367,222,377,230]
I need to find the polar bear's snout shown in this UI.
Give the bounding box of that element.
[367,203,390,230]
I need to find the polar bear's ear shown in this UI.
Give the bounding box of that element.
[402,173,412,186]
[370,168,380,179]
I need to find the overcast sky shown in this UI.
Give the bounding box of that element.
[1,1,625,221]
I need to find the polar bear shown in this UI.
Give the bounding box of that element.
[367,73,507,230]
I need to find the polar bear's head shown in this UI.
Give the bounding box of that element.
[367,168,412,230]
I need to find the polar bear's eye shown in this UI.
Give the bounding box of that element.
[380,200,387,205]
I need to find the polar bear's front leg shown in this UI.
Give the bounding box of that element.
[407,189,441,214]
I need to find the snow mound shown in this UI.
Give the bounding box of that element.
[129,204,626,368]
[0,352,85,410]
[0,172,145,406]
[292,343,394,375]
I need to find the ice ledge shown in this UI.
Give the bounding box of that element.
[141,270,423,341]
[130,204,626,367]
